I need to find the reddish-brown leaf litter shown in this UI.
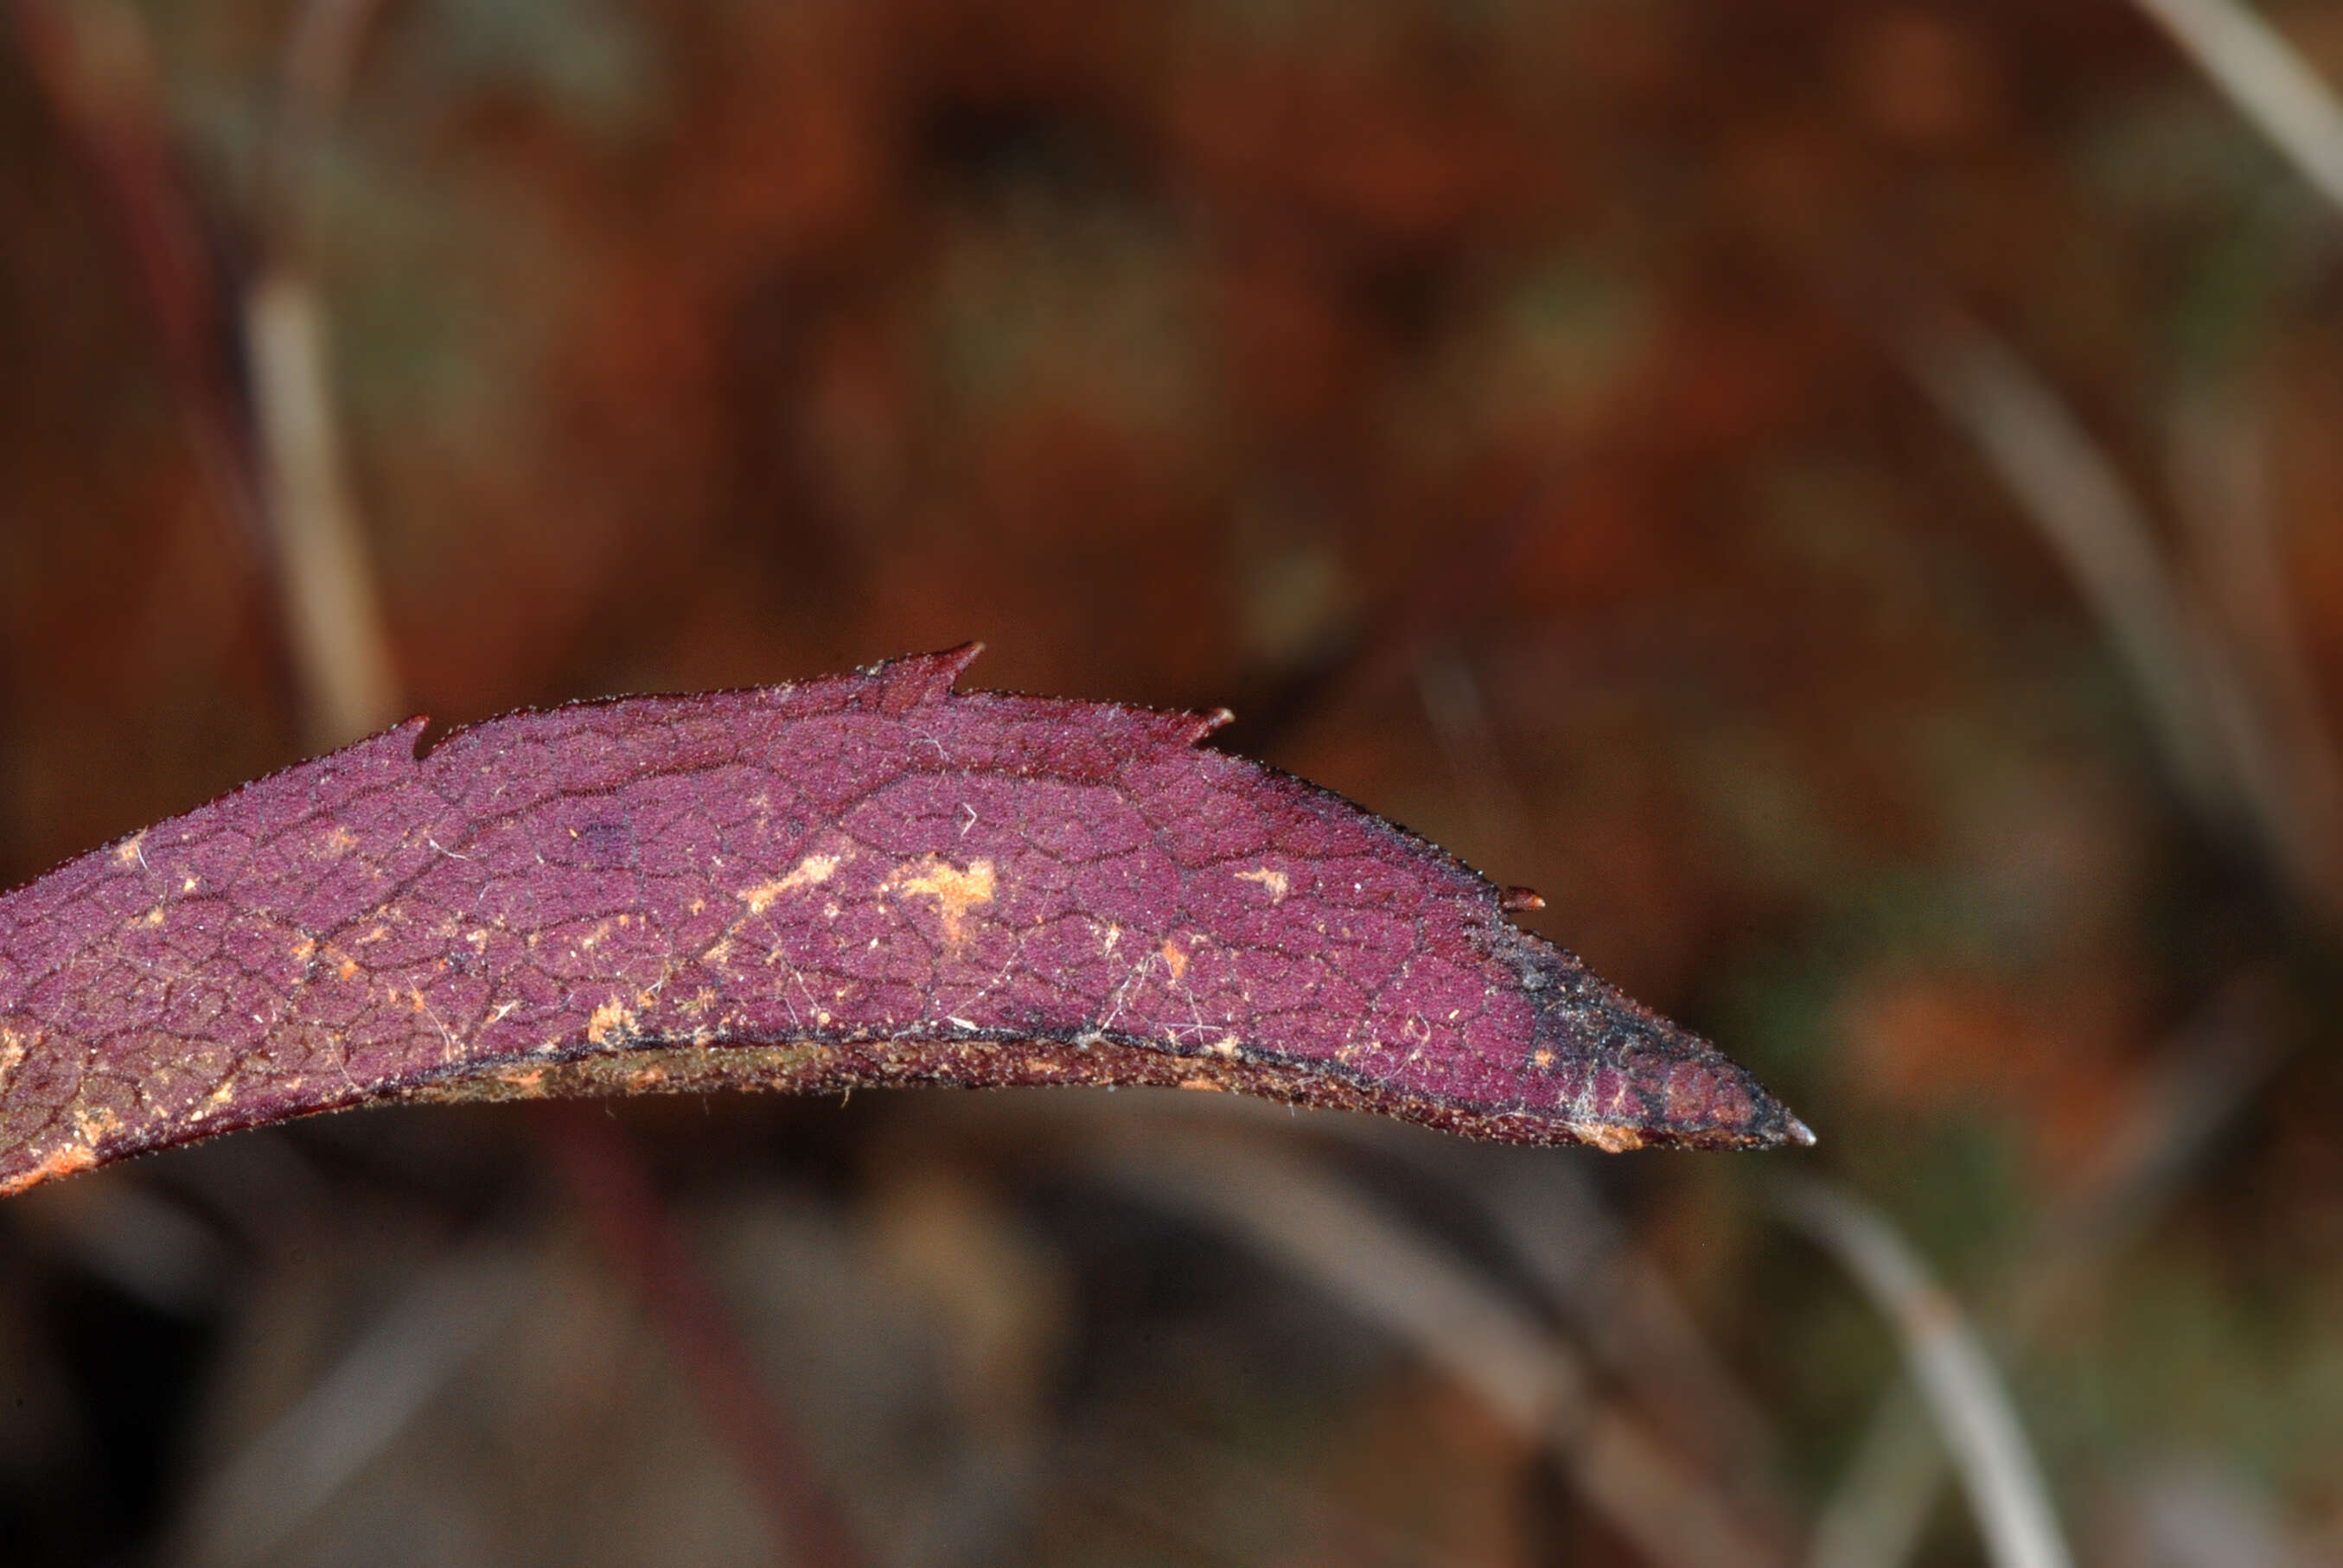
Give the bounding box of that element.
[0,647,1804,1195]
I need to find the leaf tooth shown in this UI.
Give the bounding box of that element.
[1178,708,1236,745]
[874,643,985,714]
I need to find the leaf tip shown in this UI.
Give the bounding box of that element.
[1504,932,1811,1151]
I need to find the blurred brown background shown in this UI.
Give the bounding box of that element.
[5,0,2343,1564]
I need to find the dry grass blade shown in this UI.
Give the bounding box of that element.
[1809,972,2281,1568]
[249,0,401,749]
[1324,1121,1793,1528]
[245,271,401,747]
[1104,1133,1567,1429]
[1887,294,2341,922]
[2129,0,2343,218]
[1808,1400,1941,1568]
[176,1240,534,1568]
[1774,1180,2072,1568]
[9,1170,230,1313]
[1888,298,2225,813]
[2169,383,2343,909]
[1096,1128,1780,1568]
[1480,1158,1791,1518]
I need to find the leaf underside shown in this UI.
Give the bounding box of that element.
[0,647,1809,1196]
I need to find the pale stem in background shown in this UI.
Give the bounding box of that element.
[1774,1181,2073,1568]
[1889,298,2341,923]
[229,11,875,1565]
[1335,1120,1795,1533]
[2130,0,2343,218]
[1889,302,2225,813]
[1479,1153,1791,1519]
[175,1244,535,1568]
[1101,1129,1783,1568]
[1810,974,2282,1568]
[245,271,401,746]
[2169,382,2343,900]
[250,0,402,747]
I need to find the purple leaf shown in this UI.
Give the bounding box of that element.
[0,647,1809,1195]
